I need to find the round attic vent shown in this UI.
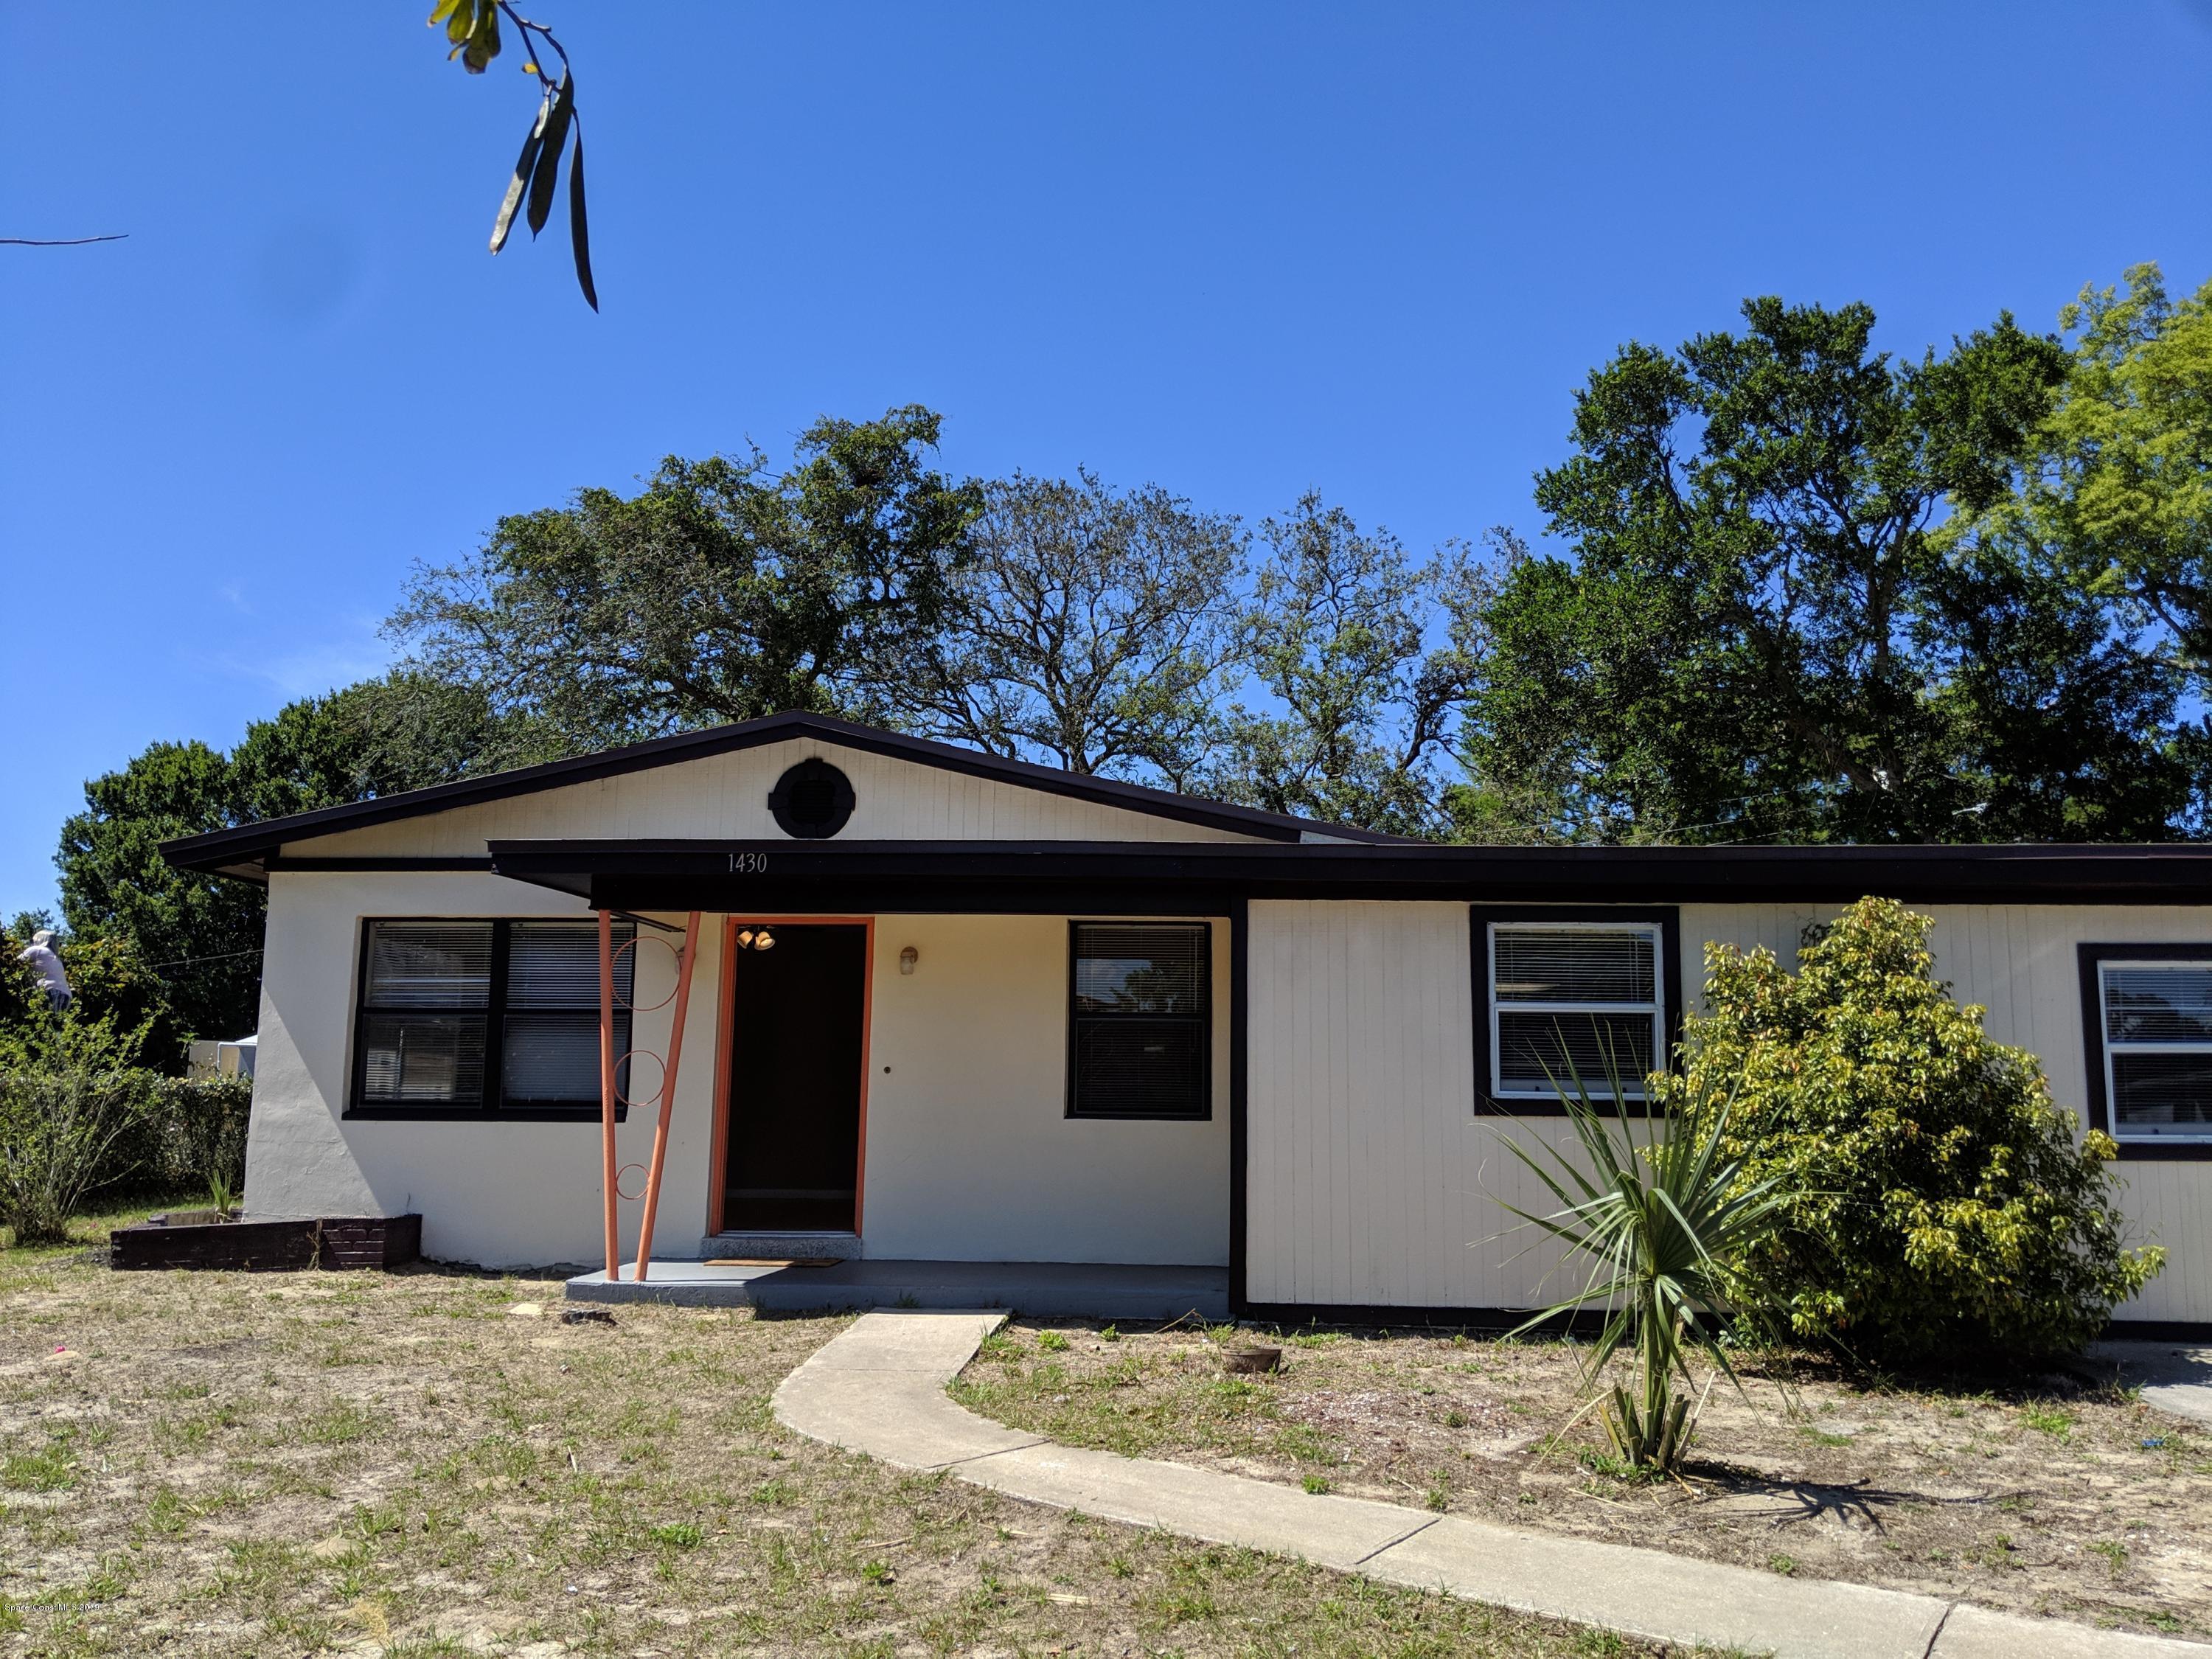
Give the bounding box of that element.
[768,758,856,839]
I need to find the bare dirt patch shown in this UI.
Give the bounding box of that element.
[952,1319,2212,1643]
[0,1211,1663,1659]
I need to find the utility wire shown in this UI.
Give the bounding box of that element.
[142,946,265,972]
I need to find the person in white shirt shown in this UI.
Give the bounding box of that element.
[17,930,72,1014]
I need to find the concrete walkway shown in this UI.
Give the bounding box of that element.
[772,1310,2205,1659]
[2093,1340,2212,1427]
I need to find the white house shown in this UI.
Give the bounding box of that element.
[162,711,2212,1332]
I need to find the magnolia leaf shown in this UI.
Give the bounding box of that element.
[522,60,539,74]
[460,1,501,72]
[490,89,553,254]
[434,0,470,44]
[526,73,575,237]
[568,122,597,310]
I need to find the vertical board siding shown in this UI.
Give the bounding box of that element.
[1247,901,1583,1311]
[1251,899,2212,1322]
[284,739,1265,858]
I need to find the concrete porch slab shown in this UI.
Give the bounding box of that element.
[2091,1340,2212,1427]
[565,1259,1229,1321]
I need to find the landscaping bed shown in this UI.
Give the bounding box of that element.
[110,1211,421,1273]
[952,1319,2212,1643]
[0,1214,1660,1658]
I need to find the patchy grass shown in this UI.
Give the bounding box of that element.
[953,1319,2212,1642]
[0,1214,1662,1658]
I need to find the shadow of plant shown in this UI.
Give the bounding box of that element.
[1683,1464,1997,1533]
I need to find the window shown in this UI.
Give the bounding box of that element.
[1067,922,1210,1119]
[1475,911,1675,1110]
[351,919,633,1117]
[2081,945,2212,1152]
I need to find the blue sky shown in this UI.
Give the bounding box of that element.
[5,3,2211,919]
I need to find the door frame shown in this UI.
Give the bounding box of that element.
[707,915,877,1237]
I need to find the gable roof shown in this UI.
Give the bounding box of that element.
[161,710,1409,878]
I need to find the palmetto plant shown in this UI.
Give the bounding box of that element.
[1495,1043,1794,1474]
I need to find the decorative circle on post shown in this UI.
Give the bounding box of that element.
[612,933,681,1012]
[615,1161,649,1203]
[616,1048,666,1110]
[768,757,856,839]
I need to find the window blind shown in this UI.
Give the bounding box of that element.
[1487,922,1663,1101]
[1493,928,1655,1005]
[364,922,493,1009]
[2098,960,2212,1138]
[1069,923,1210,1119]
[354,918,633,1113]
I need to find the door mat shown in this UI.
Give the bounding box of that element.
[703,1257,840,1269]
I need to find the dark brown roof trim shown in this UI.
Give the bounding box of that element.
[161,712,1403,877]
[483,838,2212,909]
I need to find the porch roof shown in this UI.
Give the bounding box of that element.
[470,837,2212,912]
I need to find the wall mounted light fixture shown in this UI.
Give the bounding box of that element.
[899,945,919,975]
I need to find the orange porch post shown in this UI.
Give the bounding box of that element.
[631,911,702,1281]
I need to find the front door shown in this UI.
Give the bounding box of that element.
[720,923,868,1233]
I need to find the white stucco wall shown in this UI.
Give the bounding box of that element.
[246,870,1229,1268]
[1244,899,2212,1324]
[861,914,1231,1265]
[247,870,718,1267]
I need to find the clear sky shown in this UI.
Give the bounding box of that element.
[5,3,2211,919]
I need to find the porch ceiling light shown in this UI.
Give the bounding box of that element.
[735,927,777,951]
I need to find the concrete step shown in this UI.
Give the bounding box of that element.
[568,1259,1230,1321]
[698,1231,863,1262]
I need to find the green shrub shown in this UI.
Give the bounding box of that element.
[105,1074,251,1200]
[0,979,251,1242]
[1662,897,2163,1363]
[0,1067,153,1246]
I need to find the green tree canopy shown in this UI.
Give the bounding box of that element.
[1212,494,1491,835]
[903,471,1246,787]
[57,675,519,1044]
[1949,263,2212,680]
[391,407,982,747]
[1463,296,2194,843]
[57,740,264,1045]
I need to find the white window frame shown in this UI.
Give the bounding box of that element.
[2097,958,2212,1145]
[1486,919,1666,1102]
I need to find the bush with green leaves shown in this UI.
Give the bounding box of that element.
[0,1006,159,1246]
[0,970,251,1245]
[1663,897,2163,1363]
[106,1074,251,1202]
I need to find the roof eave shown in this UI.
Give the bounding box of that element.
[158,711,1402,874]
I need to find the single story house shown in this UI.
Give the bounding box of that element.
[163,711,2212,1332]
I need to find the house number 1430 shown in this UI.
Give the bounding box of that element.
[728,852,770,874]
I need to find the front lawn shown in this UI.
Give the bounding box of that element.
[0,1219,1652,1658]
[951,1320,2212,1643]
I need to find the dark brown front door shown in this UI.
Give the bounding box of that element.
[720,924,867,1233]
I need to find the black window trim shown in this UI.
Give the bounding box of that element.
[1472,905,1683,1117]
[2076,942,2212,1161]
[346,917,633,1122]
[1065,918,1214,1122]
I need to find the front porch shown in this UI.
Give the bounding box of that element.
[564,1258,1231,1320]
